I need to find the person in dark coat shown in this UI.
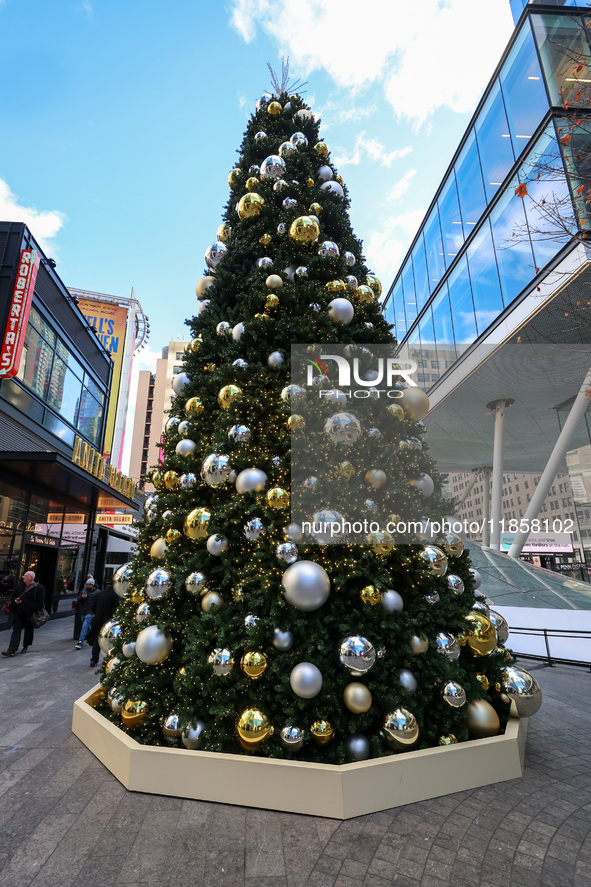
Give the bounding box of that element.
[87,582,120,667]
[74,577,100,650]
[2,571,45,656]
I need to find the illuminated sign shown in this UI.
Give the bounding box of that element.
[96,514,134,525]
[72,436,137,500]
[0,250,40,378]
[78,298,128,458]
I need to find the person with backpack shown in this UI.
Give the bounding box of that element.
[74,577,100,650]
[1,571,46,657]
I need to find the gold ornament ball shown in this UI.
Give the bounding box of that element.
[236,708,274,748]
[365,469,387,489]
[326,279,347,293]
[343,682,372,713]
[438,734,458,746]
[314,141,329,158]
[476,673,490,691]
[218,384,243,410]
[149,537,168,559]
[387,403,404,421]
[183,507,211,540]
[163,470,179,490]
[464,612,497,657]
[238,192,264,220]
[130,586,145,605]
[228,167,242,188]
[259,233,272,246]
[287,414,306,432]
[246,176,260,191]
[400,387,430,421]
[268,100,282,116]
[265,294,280,310]
[265,274,283,289]
[466,699,501,739]
[335,174,343,185]
[217,222,232,242]
[355,285,376,303]
[305,177,313,188]
[337,461,355,479]
[121,700,148,728]
[151,470,163,489]
[266,487,289,509]
[309,202,322,215]
[311,720,334,745]
[398,440,410,450]
[254,313,269,322]
[189,336,202,353]
[201,590,223,612]
[409,633,429,654]
[289,216,320,245]
[185,396,204,416]
[240,651,269,679]
[367,531,395,556]
[196,276,216,300]
[165,528,181,544]
[366,275,382,297]
[360,585,382,606]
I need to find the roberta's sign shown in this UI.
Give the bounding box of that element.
[0,249,40,378]
[72,436,136,500]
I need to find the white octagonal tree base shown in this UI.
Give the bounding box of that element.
[72,685,528,819]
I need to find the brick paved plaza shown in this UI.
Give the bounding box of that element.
[1,617,590,887]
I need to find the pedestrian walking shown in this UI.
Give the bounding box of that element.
[87,582,120,667]
[74,577,99,650]
[1,571,46,656]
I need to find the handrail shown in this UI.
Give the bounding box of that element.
[508,625,591,671]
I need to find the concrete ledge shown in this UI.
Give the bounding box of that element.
[72,686,528,819]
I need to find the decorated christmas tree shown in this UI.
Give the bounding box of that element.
[97,76,538,764]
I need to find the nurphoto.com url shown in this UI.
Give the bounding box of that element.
[300,517,575,540]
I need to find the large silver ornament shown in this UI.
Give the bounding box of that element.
[282,560,330,611]
[185,572,207,595]
[136,625,172,665]
[502,666,542,717]
[204,241,227,270]
[447,574,465,595]
[98,620,121,655]
[442,681,466,708]
[381,589,404,612]
[318,240,339,258]
[181,719,206,749]
[435,631,461,660]
[290,131,308,149]
[260,154,286,179]
[317,165,333,181]
[488,609,509,644]
[339,636,376,675]
[276,542,298,564]
[171,372,190,395]
[235,468,267,493]
[324,412,361,443]
[383,709,419,749]
[290,662,323,698]
[206,534,228,556]
[175,439,196,458]
[321,180,345,198]
[145,568,171,600]
[267,351,285,368]
[113,562,133,598]
[328,297,354,325]
[201,453,232,486]
[244,517,266,541]
[208,648,234,676]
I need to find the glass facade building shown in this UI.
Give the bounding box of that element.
[384,3,591,390]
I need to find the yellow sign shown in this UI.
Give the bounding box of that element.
[78,298,129,459]
[48,513,86,524]
[96,514,134,525]
[72,436,137,500]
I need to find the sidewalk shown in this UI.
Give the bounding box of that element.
[1,617,590,887]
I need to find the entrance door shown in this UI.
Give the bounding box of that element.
[23,545,58,610]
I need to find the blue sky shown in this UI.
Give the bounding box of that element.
[0,0,515,470]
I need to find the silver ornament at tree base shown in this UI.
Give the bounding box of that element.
[108,687,125,713]
[228,424,251,444]
[181,719,206,749]
[339,636,376,675]
[162,713,182,744]
[206,534,228,556]
[185,572,207,595]
[113,563,133,598]
[344,734,371,761]
[136,625,173,665]
[488,609,509,644]
[381,589,404,612]
[273,628,294,652]
[442,680,466,708]
[145,568,171,600]
[201,453,232,486]
[502,665,542,717]
[435,631,460,660]
[280,726,304,751]
[235,468,267,493]
[290,662,323,698]
[282,560,330,611]
[324,412,361,444]
[244,517,266,541]
[383,709,419,749]
[276,542,298,564]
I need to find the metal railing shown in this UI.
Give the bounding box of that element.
[509,625,591,670]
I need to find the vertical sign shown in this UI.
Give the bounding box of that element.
[78,298,128,459]
[0,249,40,378]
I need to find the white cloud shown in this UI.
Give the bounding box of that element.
[333,132,412,168]
[229,0,514,125]
[0,178,65,253]
[364,209,425,281]
[387,168,418,202]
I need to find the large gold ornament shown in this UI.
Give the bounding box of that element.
[326,279,346,293]
[236,708,273,748]
[464,612,497,657]
[268,100,282,116]
[163,470,179,490]
[149,538,167,559]
[266,487,290,509]
[343,682,372,713]
[196,276,215,300]
[466,699,501,738]
[314,141,329,158]
[165,528,181,544]
[218,385,242,410]
[185,396,204,416]
[183,507,211,540]
[366,275,382,297]
[409,634,429,654]
[355,285,376,303]
[289,216,320,245]
[217,222,232,242]
[240,651,269,679]
[238,192,264,219]
[311,720,334,745]
[287,415,306,432]
[400,387,430,421]
[121,700,148,728]
[228,167,242,188]
[246,176,260,191]
[360,585,381,606]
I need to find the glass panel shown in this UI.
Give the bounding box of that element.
[411,236,430,311]
[391,279,406,339]
[556,114,591,235]
[43,412,76,446]
[424,206,446,285]
[466,221,504,335]
[17,324,54,399]
[489,179,536,305]
[455,131,487,231]
[78,388,103,446]
[0,529,23,593]
[1,379,44,422]
[475,81,516,201]
[447,256,477,355]
[383,297,395,329]
[84,373,105,405]
[510,0,526,25]
[432,287,458,364]
[500,22,549,155]
[0,480,29,534]
[28,497,64,539]
[56,341,84,381]
[402,261,417,328]
[418,310,439,385]
[28,307,56,347]
[532,12,591,108]
[438,175,464,262]
[407,327,425,390]
[47,357,82,425]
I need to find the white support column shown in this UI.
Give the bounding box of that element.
[482,468,491,548]
[489,399,514,551]
[508,365,591,559]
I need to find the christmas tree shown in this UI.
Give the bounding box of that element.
[97,80,525,764]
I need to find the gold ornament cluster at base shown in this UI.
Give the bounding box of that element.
[73,686,528,821]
